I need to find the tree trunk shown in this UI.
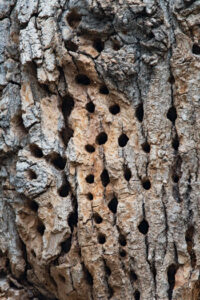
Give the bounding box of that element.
[0,0,200,299]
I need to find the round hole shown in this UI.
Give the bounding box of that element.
[85,174,94,184]
[172,136,179,151]
[124,167,131,182]
[118,133,129,147]
[113,42,121,51]
[105,265,111,276]
[58,182,70,197]
[27,170,37,180]
[134,290,140,300]
[85,101,95,113]
[119,234,126,246]
[108,197,118,214]
[93,213,103,224]
[59,274,66,283]
[100,169,110,187]
[29,144,43,158]
[65,40,78,52]
[51,154,66,170]
[192,43,200,55]
[130,270,138,282]
[37,221,45,236]
[167,106,177,125]
[99,85,109,95]
[87,193,93,200]
[29,200,39,212]
[61,236,72,253]
[142,178,151,190]
[135,103,144,122]
[109,104,120,115]
[168,75,175,84]
[141,142,150,153]
[119,249,126,257]
[138,219,149,235]
[172,174,179,183]
[98,233,106,244]
[85,145,95,153]
[93,39,104,53]
[96,132,108,145]
[75,74,90,85]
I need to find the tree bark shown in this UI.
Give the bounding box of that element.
[0,0,200,299]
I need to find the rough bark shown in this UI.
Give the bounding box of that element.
[0,0,200,299]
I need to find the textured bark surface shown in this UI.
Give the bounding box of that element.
[0,0,200,299]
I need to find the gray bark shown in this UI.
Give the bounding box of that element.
[0,0,200,299]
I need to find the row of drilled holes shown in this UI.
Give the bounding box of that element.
[85,169,151,190]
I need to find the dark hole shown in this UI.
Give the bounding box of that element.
[113,42,121,51]
[100,169,110,187]
[67,10,82,28]
[28,170,37,180]
[135,103,144,122]
[138,219,149,235]
[108,197,118,214]
[134,290,140,300]
[51,154,66,170]
[99,85,109,95]
[167,106,177,125]
[59,274,66,283]
[85,101,95,113]
[105,265,111,276]
[75,74,90,85]
[142,178,151,190]
[85,144,95,153]
[60,127,74,147]
[96,132,108,145]
[93,39,104,53]
[109,104,120,115]
[29,200,39,212]
[118,133,129,147]
[168,75,175,84]
[61,236,72,253]
[109,286,114,298]
[37,221,45,236]
[98,233,106,244]
[62,95,74,119]
[119,234,126,246]
[58,181,70,197]
[148,32,154,39]
[124,167,132,182]
[192,44,200,55]
[185,226,196,268]
[87,193,93,200]
[84,267,93,286]
[130,270,138,282]
[119,249,126,257]
[68,211,78,232]
[31,249,36,257]
[30,144,43,158]
[172,174,179,183]
[167,264,178,300]
[85,174,94,184]
[65,40,78,52]
[141,141,150,153]
[93,212,103,224]
[172,136,179,151]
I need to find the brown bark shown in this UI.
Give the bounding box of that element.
[0,0,200,299]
